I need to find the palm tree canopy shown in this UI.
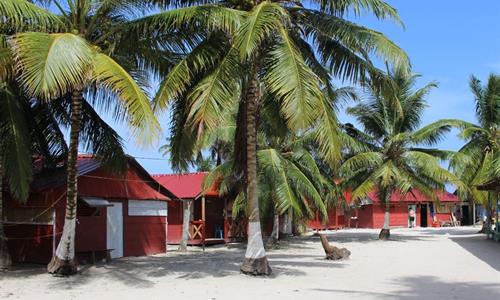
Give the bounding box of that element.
[1,0,164,144]
[341,68,465,202]
[450,74,500,203]
[131,0,410,170]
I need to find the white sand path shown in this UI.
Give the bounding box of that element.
[0,227,498,300]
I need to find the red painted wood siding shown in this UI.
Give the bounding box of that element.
[122,200,167,257]
[357,205,374,228]
[167,200,183,244]
[5,224,53,263]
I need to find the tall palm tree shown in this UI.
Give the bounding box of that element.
[1,0,162,275]
[340,68,465,239]
[0,80,69,269]
[450,74,499,233]
[139,0,409,275]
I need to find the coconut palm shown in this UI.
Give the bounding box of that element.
[0,0,163,274]
[340,68,465,239]
[450,74,499,233]
[0,80,69,269]
[139,0,409,275]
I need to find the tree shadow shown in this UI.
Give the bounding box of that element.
[450,234,500,272]
[309,275,499,299]
[3,246,325,290]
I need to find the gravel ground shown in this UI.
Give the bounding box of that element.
[0,226,499,300]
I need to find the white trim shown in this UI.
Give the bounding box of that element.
[244,222,266,259]
[55,218,76,260]
[128,200,167,216]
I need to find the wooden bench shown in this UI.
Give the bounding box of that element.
[77,249,114,264]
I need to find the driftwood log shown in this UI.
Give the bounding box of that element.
[319,234,351,260]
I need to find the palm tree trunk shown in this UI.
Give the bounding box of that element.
[47,89,83,275]
[179,199,192,252]
[379,188,391,240]
[240,71,271,276]
[266,209,279,248]
[0,161,12,270]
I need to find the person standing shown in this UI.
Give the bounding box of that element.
[409,208,416,228]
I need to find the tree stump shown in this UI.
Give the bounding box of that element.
[318,234,350,260]
[378,228,390,240]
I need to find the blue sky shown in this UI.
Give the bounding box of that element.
[102,0,500,174]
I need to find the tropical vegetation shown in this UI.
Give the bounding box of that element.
[146,0,409,274]
[339,68,466,239]
[450,74,500,233]
[0,0,160,274]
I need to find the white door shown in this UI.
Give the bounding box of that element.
[107,202,124,258]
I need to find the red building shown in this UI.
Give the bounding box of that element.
[352,189,460,228]
[3,155,174,263]
[309,189,460,230]
[154,172,248,245]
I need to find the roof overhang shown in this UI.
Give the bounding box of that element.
[80,197,113,207]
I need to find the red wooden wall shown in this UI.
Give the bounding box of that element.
[167,200,183,244]
[121,200,167,257]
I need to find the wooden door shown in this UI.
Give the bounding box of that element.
[107,202,124,258]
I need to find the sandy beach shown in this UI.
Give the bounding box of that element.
[0,227,498,300]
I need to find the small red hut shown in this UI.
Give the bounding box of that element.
[154,173,226,245]
[308,189,460,230]
[3,155,174,263]
[154,172,249,245]
[353,189,460,228]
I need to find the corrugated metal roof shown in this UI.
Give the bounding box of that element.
[30,155,176,201]
[345,188,459,205]
[31,156,101,192]
[153,172,219,199]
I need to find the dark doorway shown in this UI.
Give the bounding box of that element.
[420,204,428,227]
[461,205,470,225]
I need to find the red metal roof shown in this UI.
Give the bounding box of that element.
[344,188,459,205]
[30,155,175,201]
[153,172,218,199]
[361,189,459,204]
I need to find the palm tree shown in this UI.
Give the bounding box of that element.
[0,80,69,269]
[139,0,409,275]
[1,1,162,275]
[340,68,465,239]
[203,125,333,248]
[450,74,499,233]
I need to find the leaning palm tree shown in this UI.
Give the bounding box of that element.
[450,74,499,233]
[1,1,162,275]
[340,68,465,239]
[139,0,409,275]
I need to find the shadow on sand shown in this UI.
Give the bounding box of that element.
[449,234,500,272]
[310,275,500,299]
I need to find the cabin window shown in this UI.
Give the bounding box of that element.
[77,197,112,217]
[128,200,168,216]
[3,207,54,224]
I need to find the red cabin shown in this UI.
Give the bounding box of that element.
[309,189,460,230]
[154,172,248,246]
[3,155,175,263]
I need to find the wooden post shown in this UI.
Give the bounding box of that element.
[473,201,476,227]
[202,196,206,251]
[223,197,228,241]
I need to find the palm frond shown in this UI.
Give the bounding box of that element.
[0,0,62,31]
[92,52,159,144]
[11,32,93,100]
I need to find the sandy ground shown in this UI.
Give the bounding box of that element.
[0,227,499,300]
